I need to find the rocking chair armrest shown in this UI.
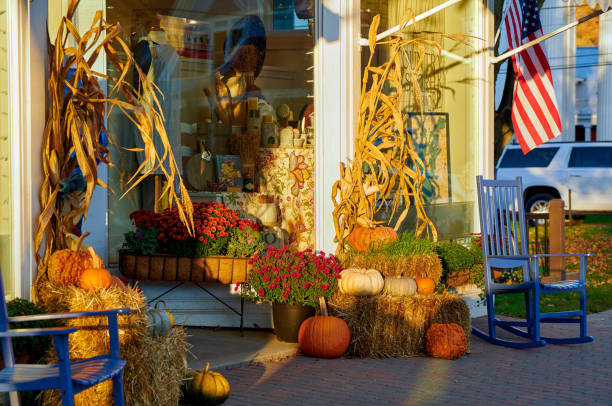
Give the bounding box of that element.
[0,326,77,337]
[8,308,131,323]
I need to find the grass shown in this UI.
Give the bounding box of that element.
[495,285,612,317]
[496,215,612,316]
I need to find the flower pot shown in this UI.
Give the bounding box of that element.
[272,302,315,343]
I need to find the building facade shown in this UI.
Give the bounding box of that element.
[1,0,494,326]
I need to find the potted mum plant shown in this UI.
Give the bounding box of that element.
[242,247,343,342]
[120,202,263,283]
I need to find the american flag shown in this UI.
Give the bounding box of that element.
[504,0,562,154]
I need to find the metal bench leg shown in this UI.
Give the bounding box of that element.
[240,295,244,337]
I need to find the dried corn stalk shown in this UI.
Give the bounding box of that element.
[333,11,459,254]
[35,0,193,276]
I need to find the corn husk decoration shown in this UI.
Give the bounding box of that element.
[332,11,459,254]
[35,0,194,278]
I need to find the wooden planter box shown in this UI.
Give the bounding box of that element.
[118,250,252,284]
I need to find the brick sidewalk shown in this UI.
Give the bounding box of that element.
[221,310,612,406]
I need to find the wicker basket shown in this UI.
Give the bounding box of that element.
[119,250,252,284]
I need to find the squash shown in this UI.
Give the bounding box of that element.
[146,301,173,337]
[425,323,467,360]
[415,277,436,294]
[110,275,127,291]
[79,268,112,290]
[383,277,417,296]
[338,268,384,296]
[298,297,350,359]
[347,226,397,252]
[183,362,230,405]
[47,233,104,286]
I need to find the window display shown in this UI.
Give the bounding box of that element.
[361,0,480,240]
[104,1,316,262]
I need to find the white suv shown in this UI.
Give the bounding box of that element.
[496,142,612,214]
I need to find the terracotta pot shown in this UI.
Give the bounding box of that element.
[272,302,315,343]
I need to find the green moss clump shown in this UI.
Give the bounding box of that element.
[436,242,475,283]
[375,232,437,257]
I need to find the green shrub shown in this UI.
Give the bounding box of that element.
[227,225,264,258]
[436,241,475,274]
[123,226,158,255]
[376,232,437,257]
[6,298,57,357]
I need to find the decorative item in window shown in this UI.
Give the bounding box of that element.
[408,112,451,205]
[216,155,243,191]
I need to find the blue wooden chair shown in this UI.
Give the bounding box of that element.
[472,176,593,348]
[0,274,130,405]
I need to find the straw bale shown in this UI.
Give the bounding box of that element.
[328,293,470,358]
[35,279,189,405]
[340,252,443,283]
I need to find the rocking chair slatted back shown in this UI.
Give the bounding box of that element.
[476,176,531,289]
[477,176,529,257]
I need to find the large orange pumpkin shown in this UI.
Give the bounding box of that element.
[80,268,112,290]
[47,234,104,286]
[347,226,397,252]
[425,323,467,359]
[415,277,436,294]
[298,298,350,358]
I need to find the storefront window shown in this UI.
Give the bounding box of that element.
[97,1,317,262]
[361,0,479,240]
[0,0,14,296]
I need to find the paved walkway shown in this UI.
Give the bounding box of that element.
[220,310,612,406]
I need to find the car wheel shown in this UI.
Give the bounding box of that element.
[525,193,554,224]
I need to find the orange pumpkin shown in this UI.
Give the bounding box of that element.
[298,298,350,359]
[425,323,467,359]
[48,250,104,286]
[80,268,112,290]
[47,233,104,286]
[347,226,397,252]
[415,277,436,294]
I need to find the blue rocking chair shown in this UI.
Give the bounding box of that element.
[472,176,593,348]
[0,273,130,405]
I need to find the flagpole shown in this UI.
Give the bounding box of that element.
[490,8,608,64]
[358,0,464,47]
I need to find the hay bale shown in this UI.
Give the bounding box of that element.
[328,293,470,358]
[340,252,443,283]
[35,279,188,405]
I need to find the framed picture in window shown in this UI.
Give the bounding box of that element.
[407,112,451,205]
[216,155,243,190]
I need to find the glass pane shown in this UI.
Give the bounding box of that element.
[499,147,559,168]
[568,147,612,168]
[97,0,317,262]
[361,0,479,240]
[0,0,14,297]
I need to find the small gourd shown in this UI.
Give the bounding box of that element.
[415,277,436,295]
[146,301,173,337]
[79,246,112,290]
[298,297,350,359]
[183,362,230,405]
[425,323,467,360]
[338,268,384,296]
[383,277,417,296]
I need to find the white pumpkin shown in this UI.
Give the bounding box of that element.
[383,277,417,296]
[338,268,384,296]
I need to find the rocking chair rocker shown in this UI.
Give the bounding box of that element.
[472,176,593,348]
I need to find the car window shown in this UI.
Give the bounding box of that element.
[568,147,612,168]
[498,147,559,168]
